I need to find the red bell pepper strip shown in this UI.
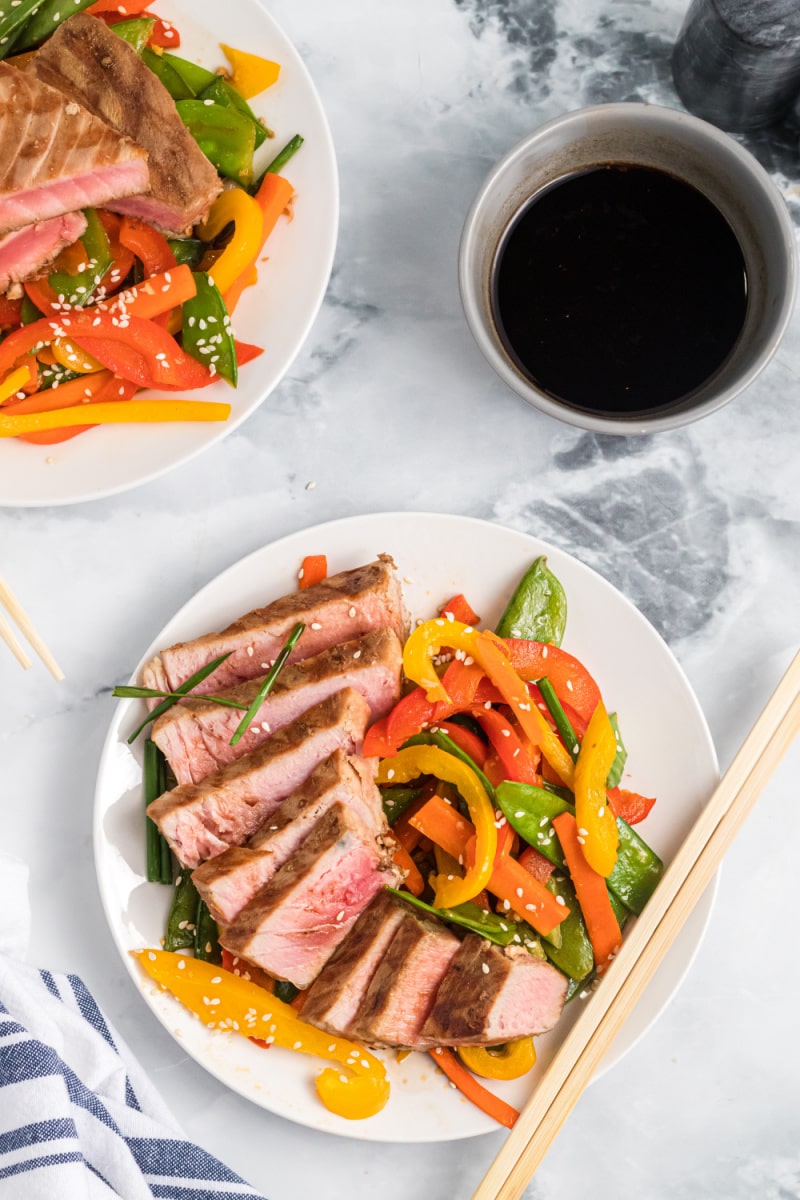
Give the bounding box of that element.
[59,310,211,390]
[362,716,394,758]
[234,341,264,367]
[551,812,622,972]
[385,686,438,750]
[607,787,656,826]
[299,555,327,590]
[434,719,488,768]
[147,15,180,46]
[472,708,539,785]
[86,0,153,16]
[503,639,602,723]
[440,593,480,626]
[119,217,177,277]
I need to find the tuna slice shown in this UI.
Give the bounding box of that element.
[220,803,400,989]
[29,14,221,235]
[142,558,406,697]
[0,212,88,293]
[191,752,385,925]
[0,63,148,237]
[152,628,404,786]
[421,935,568,1045]
[348,910,460,1048]
[147,689,371,868]
[301,891,407,1035]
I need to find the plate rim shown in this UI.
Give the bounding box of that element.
[0,0,339,509]
[93,510,720,1142]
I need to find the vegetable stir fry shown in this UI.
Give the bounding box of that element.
[0,2,302,443]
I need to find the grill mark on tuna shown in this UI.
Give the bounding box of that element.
[0,62,148,235]
[152,628,403,786]
[142,558,407,697]
[29,13,220,235]
[146,689,371,867]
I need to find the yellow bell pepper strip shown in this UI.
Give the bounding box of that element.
[197,186,264,296]
[376,744,496,909]
[221,43,280,99]
[0,400,231,437]
[458,1037,536,1081]
[0,365,32,406]
[51,338,104,375]
[401,619,575,787]
[574,700,619,877]
[132,949,390,1120]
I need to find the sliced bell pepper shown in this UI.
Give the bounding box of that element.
[198,187,263,296]
[440,593,480,625]
[119,218,177,278]
[220,43,280,99]
[147,16,180,49]
[551,812,622,972]
[87,0,152,14]
[473,708,539,785]
[607,786,656,826]
[504,639,601,723]
[376,745,496,909]
[51,338,104,375]
[132,950,389,1119]
[0,365,32,406]
[434,720,488,768]
[0,399,230,437]
[59,309,211,390]
[458,1039,536,1081]
[363,716,394,758]
[299,554,327,590]
[176,99,255,185]
[574,700,619,877]
[409,793,568,938]
[182,272,238,386]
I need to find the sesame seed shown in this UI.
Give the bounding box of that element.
[572,744,580,755]
[578,828,588,837]
[348,606,356,617]
[566,680,574,691]
[311,622,322,630]
[598,806,605,818]
[353,650,361,659]
[387,769,395,780]
[514,810,525,819]
[261,722,270,733]
[515,887,523,898]
[556,895,566,906]
[335,910,345,921]
[246,647,254,656]
[328,1043,336,1052]
[524,903,536,912]
[305,480,316,490]
[292,1040,303,1050]
[542,646,549,657]
[177,959,185,969]
[481,962,490,975]
[147,951,156,961]
[577,836,586,845]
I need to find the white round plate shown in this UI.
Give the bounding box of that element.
[94,512,719,1142]
[0,0,338,508]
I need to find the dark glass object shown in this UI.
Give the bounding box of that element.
[491,164,748,417]
[672,0,800,131]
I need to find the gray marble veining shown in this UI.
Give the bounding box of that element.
[1,0,799,1197]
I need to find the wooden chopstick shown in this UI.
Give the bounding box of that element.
[473,648,800,1200]
[0,575,64,681]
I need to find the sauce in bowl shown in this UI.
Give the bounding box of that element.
[491,164,748,416]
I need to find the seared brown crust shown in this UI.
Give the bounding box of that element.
[421,936,512,1043]
[29,13,221,232]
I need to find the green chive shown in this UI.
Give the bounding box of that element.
[143,739,172,884]
[126,651,233,744]
[229,623,305,747]
[114,684,248,711]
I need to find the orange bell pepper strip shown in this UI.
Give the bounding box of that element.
[409,794,568,938]
[574,700,619,877]
[429,1047,519,1129]
[376,745,495,909]
[132,950,389,1120]
[552,812,622,972]
[299,554,327,590]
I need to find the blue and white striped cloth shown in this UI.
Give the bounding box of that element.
[0,857,269,1199]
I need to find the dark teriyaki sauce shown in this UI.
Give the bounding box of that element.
[491,164,748,415]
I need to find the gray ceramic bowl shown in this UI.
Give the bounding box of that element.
[458,102,797,434]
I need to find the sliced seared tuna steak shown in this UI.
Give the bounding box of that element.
[191,752,384,925]
[0,63,148,236]
[348,910,460,1048]
[153,629,403,786]
[147,689,371,868]
[0,212,88,292]
[421,935,568,1045]
[143,558,406,696]
[221,803,400,990]
[29,14,221,235]
[302,891,407,1035]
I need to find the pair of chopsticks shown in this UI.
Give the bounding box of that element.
[473,647,800,1200]
[0,575,63,680]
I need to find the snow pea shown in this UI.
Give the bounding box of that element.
[606,713,627,788]
[158,51,217,96]
[111,17,157,55]
[176,100,255,184]
[167,238,205,270]
[495,555,568,646]
[496,780,663,915]
[164,871,199,951]
[181,271,238,386]
[141,47,195,100]
[542,873,593,982]
[386,887,544,953]
[199,76,269,148]
[49,208,113,306]
[194,900,221,964]
[380,784,423,824]
[15,0,95,49]
[0,0,46,59]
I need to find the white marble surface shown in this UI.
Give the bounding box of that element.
[3,0,800,1196]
